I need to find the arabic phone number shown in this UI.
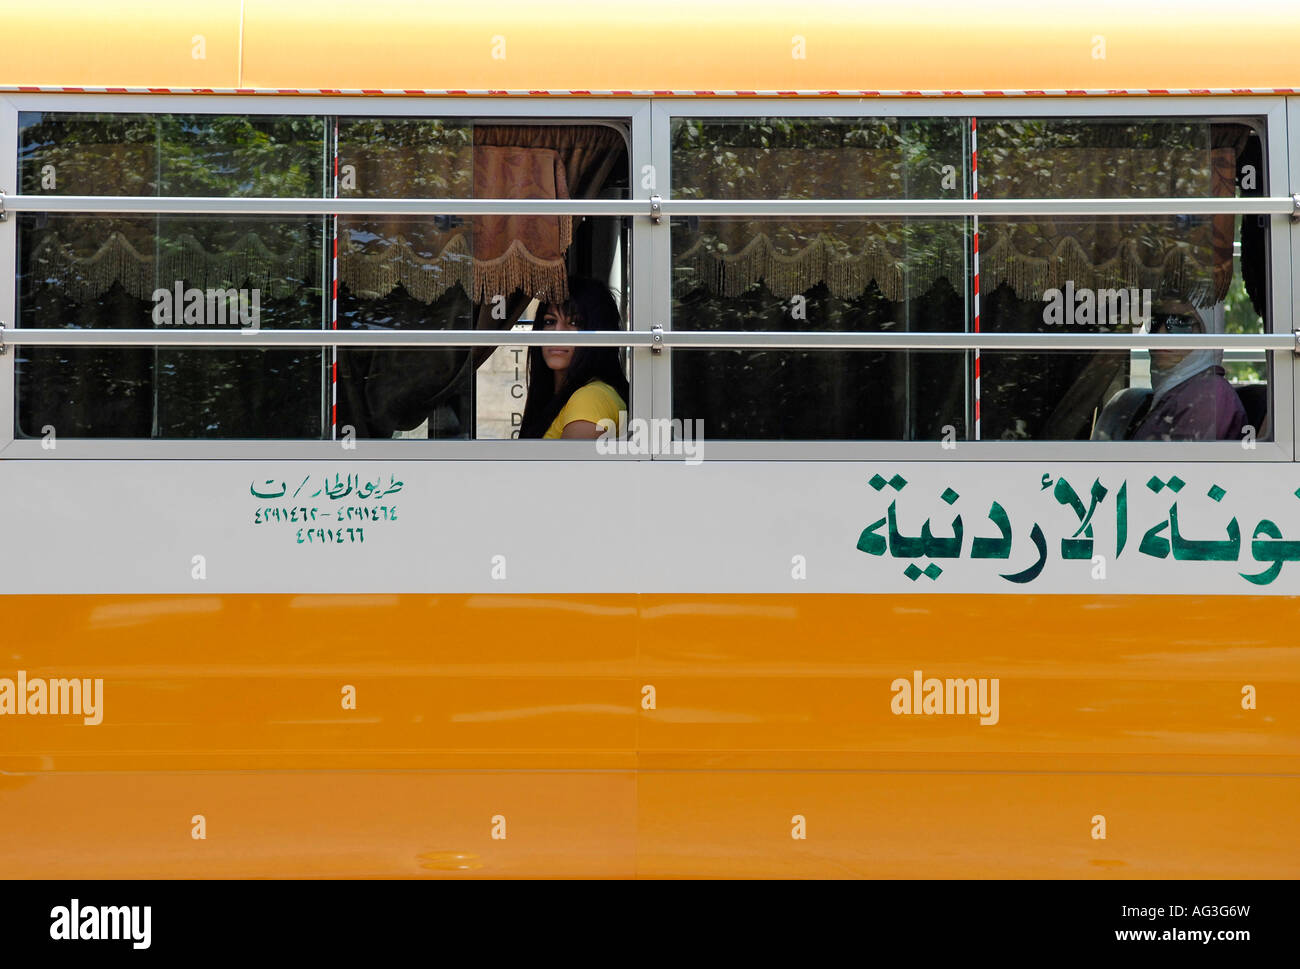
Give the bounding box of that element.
[254,505,399,524]
[296,528,369,543]
[297,526,366,544]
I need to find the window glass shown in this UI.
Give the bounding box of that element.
[670,116,1271,443]
[15,114,633,442]
[335,119,630,440]
[671,251,968,440]
[16,113,327,439]
[671,117,964,200]
[977,119,1269,442]
[671,117,967,440]
[13,111,1271,448]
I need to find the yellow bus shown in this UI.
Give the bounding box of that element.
[1,0,1297,878]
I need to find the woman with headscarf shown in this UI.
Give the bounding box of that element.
[1130,299,1247,441]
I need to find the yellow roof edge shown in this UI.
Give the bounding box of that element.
[4,1,1299,93]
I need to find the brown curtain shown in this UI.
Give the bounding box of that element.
[671,136,964,303]
[468,125,626,342]
[31,125,624,313]
[673,124,1250,307]
[979,126,1249,306]
[341,124,624,311]
[33,123,1242,310]
[673,218,964,303]
[341,124,627,436]
[28,229,316,303]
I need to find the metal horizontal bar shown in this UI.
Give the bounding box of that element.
[2,194,1291,217]
[660,197,1294,217]
[2,196,641,217]
[662,331,1298,351]
[1,328,655,348]
[2,328,1292,351]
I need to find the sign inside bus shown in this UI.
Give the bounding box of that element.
[856,471,1300,588]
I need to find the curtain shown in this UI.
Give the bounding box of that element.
[340,123,627,436]
[340,124,624,308]
[672,124,1251,308]
[978,127,1248,307]
[27,124,625,312]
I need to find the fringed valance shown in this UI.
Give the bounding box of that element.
[26,230,318,302]
[672,131,1247,306]
[978,222,1228,308]
[26,124,628,308]
[338,231,578,305]
[673,223,966,302]
[335,142,575,305]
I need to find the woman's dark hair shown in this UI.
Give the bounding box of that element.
[518,277,630,438]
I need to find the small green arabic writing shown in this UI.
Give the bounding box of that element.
[249,473,404,545]
[250,473,404,501]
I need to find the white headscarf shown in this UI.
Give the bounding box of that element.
[1148,301,1220,406]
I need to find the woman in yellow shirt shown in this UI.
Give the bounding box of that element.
[519,277,630,440]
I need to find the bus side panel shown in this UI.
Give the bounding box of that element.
[1,770,1292,878]
[2,593,1295,876]
[2,594,1293,773]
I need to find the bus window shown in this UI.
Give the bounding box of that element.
[670,117,967,440]
[670,269,968,440]
[977,118,1270,442]
[335,120,630,440]
[14,114,631,444]
[15,112,327,439]
[668,115,1271,444]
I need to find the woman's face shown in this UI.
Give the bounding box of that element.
[1149,310,1203,373]
[540,304,579,373]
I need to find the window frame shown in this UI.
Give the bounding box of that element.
[651,96,1294,462]
[0,94,1292,461]
[0,93,656,459]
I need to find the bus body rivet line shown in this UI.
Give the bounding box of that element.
[651,324,664,354]
[649,194,662,224]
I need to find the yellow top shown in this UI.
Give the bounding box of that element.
[3,0,1299,93]
[543,380,626,439]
